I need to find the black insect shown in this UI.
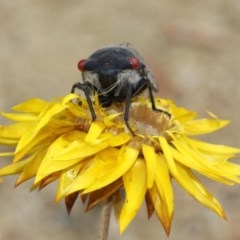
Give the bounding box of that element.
[71,43,170,134]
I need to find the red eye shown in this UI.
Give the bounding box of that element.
[128,57,140,69]
[77,59,87,71]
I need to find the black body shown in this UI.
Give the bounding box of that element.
[71,43,169,134]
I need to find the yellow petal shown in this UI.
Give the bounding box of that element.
[173,162,226,219]
[186,138,240,155]
[16,149,47,185]
[14,124,40,161]
[1,112,37,122]
[84,146,139,193]
[12,98,48,113]
[146,153,174,235]
[37,102,68,131]
[159,136,178,177]
[142,144,156,188]
[63,94,89,117]
[56,166,81,201]
[0,152,14,157]
[119,159,147,234]
[85,122,105,142]
[109,133,132,147]
[184,119,229,135]
[68,146,139,194]
[62,93,82,104]
[35,131,109,183]
[148,184,171,236]
[154,154,174,221]
[16,102,66,154]
[0,123,34,141]
[172,107,197,122]
[14,122,74,162]
[0,157,32,176]
[0,138,18,145]
[171,137,240,184]
[104,112,123,127]
[67,148,119,193]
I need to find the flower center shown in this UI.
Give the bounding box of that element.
[130,103,171,137]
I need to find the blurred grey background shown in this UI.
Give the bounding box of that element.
[0,1,240,239]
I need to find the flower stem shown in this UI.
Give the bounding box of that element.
[98,198,112,240]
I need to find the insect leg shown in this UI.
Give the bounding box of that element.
[124,84,135,135]
[71,82,96,121]
[148,84,171,118]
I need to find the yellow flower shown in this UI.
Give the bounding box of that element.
[0,93,240,236]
